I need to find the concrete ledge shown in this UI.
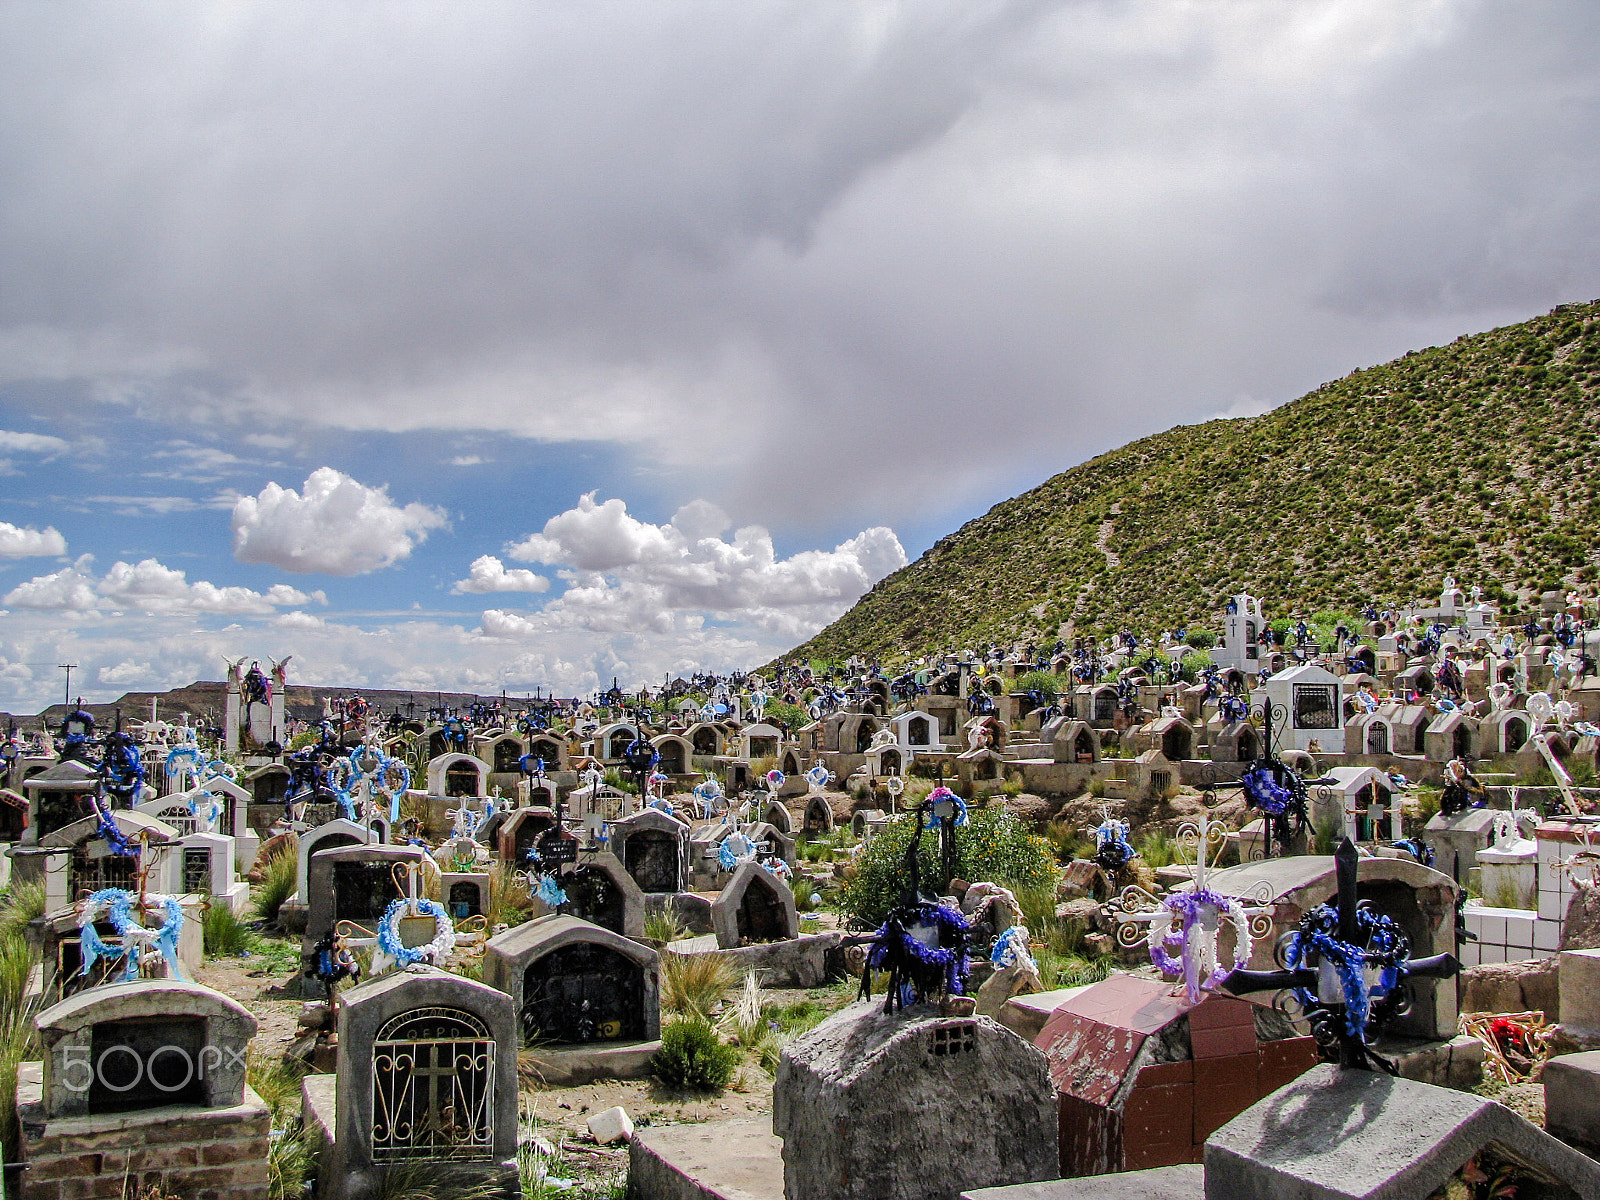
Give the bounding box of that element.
[524,1040,662,1087]
[627,1118,783,1200]
[962,1166,1204,1199]
[662,931,847,988]
[1544,1050,1600,1154]
[1379,1033,1484,1090]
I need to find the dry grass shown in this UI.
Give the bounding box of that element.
[488,862,535,928]
[661,950,742,1020]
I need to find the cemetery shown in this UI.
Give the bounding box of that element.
[0,583,1599,1198]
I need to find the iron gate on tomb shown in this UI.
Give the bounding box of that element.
[371,1006,495,1161]
[521,942,644,1044]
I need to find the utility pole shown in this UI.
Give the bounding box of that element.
[57,664,77,710]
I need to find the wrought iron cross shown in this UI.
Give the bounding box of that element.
[1222,837,1459,1072]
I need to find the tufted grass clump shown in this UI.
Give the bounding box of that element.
[203,902,252,957]
[661,951,741,1019]
[251,839,298,924]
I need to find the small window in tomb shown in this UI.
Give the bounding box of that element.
[751,737,778,758]
[89,1016,206,1114]
[332,861,403,923]
[1094,694,1116,722]
[1293,685,1340,730]
[562,865,623,933]
[522,943,644,1044]
[908,719,930,747]
[530,739,561,766]
[656,743,685,774]
[372,1007,494,1162]
[254,771,290,804]
[37,791,83,839]
[71,845,139,898]
[445,763,480,798]
[693,728,717,755]
[609,732,633,759]
[1150,771,1171,795]
[855,725,876,754]
[1368,724,1389,756]
[1245,621,1258,658]
[448,880,483,920]
[928,1022,976,1058]
[513,816,553,864]
[736,880,788,944]
[493,741,522,774]
[183,848,210,895]
[56,927,122,1000]
[624,831,680,893]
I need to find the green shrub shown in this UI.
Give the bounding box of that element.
[838,808,1058,927]
[1134,830,1175,869]
[251,838,298,924]
[650,1016,741,1092]
[203,902,252,957]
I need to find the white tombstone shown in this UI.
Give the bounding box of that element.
[1215,592,1265,674]
[1261,663,1346,754]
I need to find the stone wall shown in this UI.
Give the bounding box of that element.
[14,1063,271,1200]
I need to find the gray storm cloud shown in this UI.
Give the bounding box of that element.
[2,1,1599,533]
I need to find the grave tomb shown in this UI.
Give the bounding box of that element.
[541,851,644,938]
[802,794,834,835]
[1035,973,1317,1177]
[611,809,692,894]
[1205,1063,1600,1200]
[482,915,660,1084]
[762,800,793,833]
[440,871,490,920]
[300,844,430,997]
[16,979,269,1200]
[1202,854,1464,1049]
[37,809,179,914]
[774,1001,1057,1200]
[302,965,518,1200]
[34,900,205,1004]
[711,860,799,948]
[497,805,556,868]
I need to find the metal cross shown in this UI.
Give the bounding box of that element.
[1222,837,1459,1071]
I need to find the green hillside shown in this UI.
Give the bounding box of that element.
[790,300,1600,663]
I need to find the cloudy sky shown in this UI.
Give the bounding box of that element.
[2,1,1598,712]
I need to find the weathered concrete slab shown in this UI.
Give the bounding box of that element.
[1205,1063,1600,1200]
[1544,1050,1600,1153]
[627,1117,783,1200]
[523,1039,661,1087]
[664,931,846,988]
[961,1165,1203,1200]
[993,984,1095,1043]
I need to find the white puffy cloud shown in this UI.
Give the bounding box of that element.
[0,521,67,558]
[496,494,905,637]
[272,610,325,629]
[0,430,69,456]
[3,557,98,610]
[231,467,447,576]
[97,659,152,686]
[2,556,325,615]
[451,555,550,595]
[509,494,678,572]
